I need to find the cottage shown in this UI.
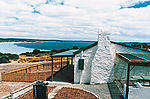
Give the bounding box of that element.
[74,30,150,84]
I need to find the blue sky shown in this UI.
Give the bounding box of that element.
[0,0,150,41]
[121,0,150,9]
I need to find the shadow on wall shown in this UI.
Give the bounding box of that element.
[107,82,124,99]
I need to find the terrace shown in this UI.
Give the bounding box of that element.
[1,50,78,83]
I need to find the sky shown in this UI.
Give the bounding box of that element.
[0,0,150,41]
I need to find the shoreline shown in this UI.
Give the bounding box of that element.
[0,42,34,54]
[0,42,51,55]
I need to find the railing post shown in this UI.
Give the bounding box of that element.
[29,73,30,82]
[1,72,3,81]
[38,73,40,80]
[33,85,36,99]
[48,62,49,69]
[67,57,69,68]
[43,64,45,70]
[15,73,17,82]
[51,57,53,81]
[125,64,130,99]
[71,56,73,65]
[37,65,38,70]
[26,69,27,73]
[61,57,62,73]
[29,67,31,72]
[45,73,46,81]
[24,73,25,82]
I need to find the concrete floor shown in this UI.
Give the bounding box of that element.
[46,81,124,99]
[0,64,124,99]
[48,65,74,83]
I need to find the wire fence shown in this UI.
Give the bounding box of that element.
[1,57,72,82]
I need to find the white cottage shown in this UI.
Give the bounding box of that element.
[74,30,150,84]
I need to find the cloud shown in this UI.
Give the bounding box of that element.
[36,4,86,17]
[0,0,149,41]
[110,5,150,37]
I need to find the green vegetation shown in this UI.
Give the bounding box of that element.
[0,56,10,64]
[33,49,41,55]
[8,54,19,60]
[0,52,19,64]
[72,46,78,49]
[0,38,37,42]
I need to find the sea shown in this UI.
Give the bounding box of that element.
[0,41,95,54]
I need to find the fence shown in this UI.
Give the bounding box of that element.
[1,57,72,82]
[1,81,38,99]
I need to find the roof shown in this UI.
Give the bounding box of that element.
[52,49,78,57]
[117,53,150,66]
[74,41,150,55]
[111,41,150,53]
[74,42,98,55]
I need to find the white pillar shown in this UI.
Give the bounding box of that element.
[91,30,114,84]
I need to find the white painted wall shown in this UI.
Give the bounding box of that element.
[74,46,97,84]
[123,83,150,99]
[91,31,114,84]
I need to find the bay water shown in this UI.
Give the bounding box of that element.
[0,41,95,54]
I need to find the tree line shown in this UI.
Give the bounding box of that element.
[0,53,19,64]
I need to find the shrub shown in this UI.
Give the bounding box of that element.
[60,49,67,52]
[0,56,10,63]
[8,54,19,60]
[72,46,78,49]
[0,52,3,56]
[51,50,58,52]
[33,49,40,55]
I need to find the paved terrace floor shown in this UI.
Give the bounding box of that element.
[47,81,123,99]
[47,65,124,99]
[0,64,124,99]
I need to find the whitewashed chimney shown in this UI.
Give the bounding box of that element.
[91,30,114,84]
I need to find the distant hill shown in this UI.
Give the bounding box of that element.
[0,38,96,43]
[0,38,63,42]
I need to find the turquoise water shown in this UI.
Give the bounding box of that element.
[0,41,95,54]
